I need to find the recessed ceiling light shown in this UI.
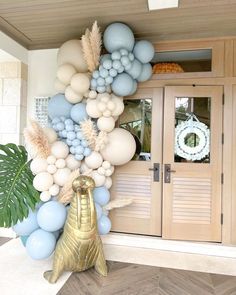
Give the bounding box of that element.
[148,0,179,11]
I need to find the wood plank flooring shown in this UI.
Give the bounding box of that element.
[1,238,236,295]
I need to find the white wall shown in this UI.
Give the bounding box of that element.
[27,49,58,119]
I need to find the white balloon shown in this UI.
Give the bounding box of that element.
[102,161,111,169]
[49,184,60,196]
[57,39,88,72]
[104,177,112,189]
[65,154,81,170]
[54,78,67,93]
[65,86,83,104]
[85,151,103,169]
[47,164,57,174]
[47,155,57,165]
[97,116,115,132]
[51,141,69,159]
[57,63,77,85]
[92,171,106,187]
[40,191,51,202]
[33,172,54,192]
[101,128,136,165]
[86,100,102,118]
[43,127,57,143]
[88,90,97,99]
[30,157,48,175]
[70,73,90,94]
[53,168,71,186]
[55,159,66,169]
[111,96,124,116]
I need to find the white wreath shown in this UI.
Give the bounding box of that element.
[175,116,210,161]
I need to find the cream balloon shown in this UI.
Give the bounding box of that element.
[47,164,57,174]
[54,78,67,93]
[65,154,81,170]
[30,157,48,175]
[101,128,136,165]
[85,151,103,169]
[47,155,56,165]
[70,73,90,94]
[86,99,102,118]
[104,177,112,189]
[43,127,57,143]
[49,184,60,196]
[55,159,66,169]
[53,168,71,186]
[97,116,115,132]
[88,90,97,99]
[51,141,69,159]
[91,171,106,187]
[65,86,83,104]
[57,63,76,85]
[40,191,51,202]
[57,39,88,72]
[111,96,124,116]
[33,172,54,192]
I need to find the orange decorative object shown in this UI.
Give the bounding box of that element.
[153,63,184,74]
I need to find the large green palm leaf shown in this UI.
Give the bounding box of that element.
[0,143,39,227]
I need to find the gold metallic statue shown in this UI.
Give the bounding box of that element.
[44,175,108,283]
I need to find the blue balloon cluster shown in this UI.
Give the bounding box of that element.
[91,23,155,97]
[51,117,92,161]
[13,201,67,260]
[93,186,112,235]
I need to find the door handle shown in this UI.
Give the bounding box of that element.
[164,164,176,183]
[149,163,160,182]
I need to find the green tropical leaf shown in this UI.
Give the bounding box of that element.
[0,143,40,228]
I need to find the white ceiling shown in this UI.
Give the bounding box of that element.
[0,49,19,62]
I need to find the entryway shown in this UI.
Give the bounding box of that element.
[110,85,223,242]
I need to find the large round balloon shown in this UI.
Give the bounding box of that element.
[37,201,67,232]
[103,23,135,53]
[133,40,155,63]
[101,128,136,165]
[26,229,56,260]
[48,94,73,120]
[70,103,88,123]
[137,63,153,82]
[57,39,88,72]
[93,186,110,206]
[126,59,142,79]
[111,73,134,96]
[13,209,39,236]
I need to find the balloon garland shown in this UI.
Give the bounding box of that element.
[13,21,155,260]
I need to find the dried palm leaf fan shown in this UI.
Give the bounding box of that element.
[153,62,184,74]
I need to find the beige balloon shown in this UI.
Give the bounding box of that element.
[43,127,57,143]
[30,157,48,175]
[97,116,115,132]
[57,63,77,85]
[51,141,69,159]
[33,172,54,192]
[53,168,71,186]
[54,78,67,93]
[70,73,90,94]
[86,99,102,118]
[65,86,83,104]
[85,151,103,169]
[57,39,88,72]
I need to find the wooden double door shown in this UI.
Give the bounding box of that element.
[110,85,223,242]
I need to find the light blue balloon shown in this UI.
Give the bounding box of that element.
[93,186,110,206]
[111,73,134,97]
[52,230,60,240]
[70,103,88,124]
[26,229,56,260]
[65,124,74,131]
[75,145,84,154]
[83,147,91,157]
[137,63,153,82]
[48,94,72,120]
[121,56,130,66]
[72,139,80,146]
[56,122,64,131]
[20,235,29,247]
[97,86,106,93]
[109,68,118,77]
[111,51,121,60]
[75,154,84,161]
[112,60,122,70]
[103,22,135,53]
[52,117,60,124]
[103,59,112,70]
[62,130,67,137]
[81,139,88,147]
[120,48,129,56]
[67,131,76,140]
[133,40,155,64]
[129,80,137,96]
[91,78,97,89]
[92,70,100,79]
[126,59,142,79]
[76,131,83,140]
[70,146,75,154]
[117,66,125,73]
[100,54,111,63]
[97,215,111,235]
[65,118,73,125]
[60,116,66,121]
[66,139,72,146]
[13,209,39,236]
[100,68,109,78]
[105,76,113,85]
[37,201,67,232]
[95,203,103,220]
[97,77,105,86]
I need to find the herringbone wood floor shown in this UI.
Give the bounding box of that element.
[1,238,236,295]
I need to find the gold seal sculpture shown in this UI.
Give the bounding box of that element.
[44,175,108,284]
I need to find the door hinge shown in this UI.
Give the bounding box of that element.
[221,173,224,184]
[221,213,223,225]
[222,133,224,144]
[222,93,225,105]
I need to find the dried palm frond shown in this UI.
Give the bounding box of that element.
[58,169,80,204]
[81,21,102,72]
[103,199,133,211]
[80,119,97,149]
[89,21,102,70]
[95,131,108,152]
[23,120,50,158]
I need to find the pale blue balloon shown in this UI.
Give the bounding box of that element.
[52,230,60,240]
[66,139,72,146]
[92,70,100,79]
[83,147,91,157]
[72,139,80,146]
[81,139,88,147]
[75,145,84,154]
[93,186,110,206]
[117,66,125,73]
[67,131,76,140]
[56,122,64,131]
[65,124,74,131]
[100,54,111,63]
[37,201,67,232]
[75,154,84,160]
[111,51,121,60]
[95,203,103,220]
[126,59,142,79]
[133,40,155,64]
[100,68,109,78]
[70,103,88,124]
[70,146,75,154]
[48,94,72,120]
[97,215,111,235]
[103,59,112,70]
[103,22,135,53]
[120,48,129,56]
[76,131,83,140]
[105,76,113,85]
[26,229,56,260]
[97,86,106,93]
[129,80,137,96]
[62,130,67,137]
[112,60,122,70]
[109,68,118,77]
[20,235,29,247]
[65,119,73,125]
[111,73,134,97]
[137,63,153,82]
[13,209,39,236]
[121,56,130,66]
[97,77,105,86]
[52,117,60,124]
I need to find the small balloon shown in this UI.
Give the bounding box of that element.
[93,186,110,206]
[97,215,112,235]
[13,209,39,236]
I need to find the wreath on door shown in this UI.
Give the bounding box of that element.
[175,113,210,161]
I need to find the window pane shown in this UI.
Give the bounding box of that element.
[119,99,152,161]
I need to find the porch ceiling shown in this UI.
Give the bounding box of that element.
[1,0,236,49]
